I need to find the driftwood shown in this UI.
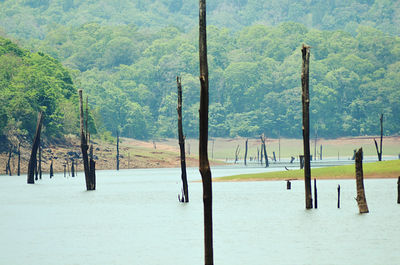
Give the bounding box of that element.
[177,76,189,203]
[199,0,214,263]
[355,148,369,213]
[27,111,43,184]
[301,44,313,209]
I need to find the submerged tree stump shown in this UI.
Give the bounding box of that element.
[50,160,54,178]
[27,111,43,184]
[355,148,369,213]
[287,180,291,190]
[260,135,269,167]
[314,178,318,209]
[301,44,313,209]
[17,143,21,176]
[397,177,400,204]
[177,76,189,203]
[116,130,120,170]
[373,114,384,161]
[244,139,248,166]
[199,0,214,263]
[337,184,341,208]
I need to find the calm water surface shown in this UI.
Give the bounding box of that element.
[1,166,399,265]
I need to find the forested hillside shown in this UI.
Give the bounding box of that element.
[0,36,82,146]
[0,0,399,140]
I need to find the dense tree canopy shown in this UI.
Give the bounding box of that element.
[0,0,399,140]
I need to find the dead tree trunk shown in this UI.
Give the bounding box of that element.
[79,89,94,190]
[320,144,322,160]
[71,159,75,177]
[299,155,304,169]
[257,147,259,164]
[244,139,248,166]
[301,44,313,209]
[374,114,383,161]
[337,185,340,208]
[199,0,214,263]
[234,145,240,164]
[177,76,189,203]
[397,177,400,204]
[6,146,12,176]
[50,160,54,178]
[17,143,21,176]
[116,130,120,170]
[355,148,369,213]
[314,178,318,209]
[260,135,269,167]
[38,144,42,179]
[27,111,43,184]
[89,144,96,189]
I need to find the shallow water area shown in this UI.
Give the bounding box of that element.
[1,166,399,265]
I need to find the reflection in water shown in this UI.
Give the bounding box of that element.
[1,167,399,265]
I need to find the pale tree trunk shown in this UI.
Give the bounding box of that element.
[301,44,313,209]
[27,111,43,184]
[199,0,213,263]
[355,148,369,213]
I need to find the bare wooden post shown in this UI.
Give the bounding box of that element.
[355,148,369,213]
[38,144,42,179]
[314,178,318,209]
[27,112,43,184]
[397,177,400,204]
[244,139,248,166]
[50,160,54,178]
[116,130,120,170]
[177,76,189,203]
[79,89,93,190]
[17,143,21,176]
[301,44,313,209]
[199,0,214,263]
[337,185,340,208]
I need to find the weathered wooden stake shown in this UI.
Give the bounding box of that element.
[337,184,340,208]
[355,148,369,213]
[27,111,43,184]
[17,143,21,176]
[116,130,120,170]
[301,44,313,209]
[199,0,214,263]
[314,178,318,209]
[244,139,248,166]
[177,76,189,203]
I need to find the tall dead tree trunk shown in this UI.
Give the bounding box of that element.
[260,135,269,167]
[244,139,248,166]
[17,143,21,176]
[6,146,12,176]
[320,144,322,160]
[234,145,240,164]
[314,178,317,209]
[79,89,94,190]
[116,130,120,170]
[71,159,75,177]
[199,0,213,263]
[301,44,313,209]
[355,148,369,213]
[397,177,400,204]
[374,114,383,161]
[50,160,54,178]
[177,76,189,203]
[337,184,341,208]
[27,111,43,184]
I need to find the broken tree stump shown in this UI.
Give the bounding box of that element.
[314,178,318,209]
[17,143,21,176]
[337,184,340,208]
[27,111,43,184]
[116,130,120,170]
[50,160,54,178]
[287,180,291,190]
[244,139,248,166]
[299,155,304,169]
[355,148,369,213]
[71,159,75,177]
[397,177,400,204]
[301,44,313,209]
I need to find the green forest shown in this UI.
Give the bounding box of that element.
[0,0,399,141]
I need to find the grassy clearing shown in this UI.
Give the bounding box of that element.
[215,160,400,181]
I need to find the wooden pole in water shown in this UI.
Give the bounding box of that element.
[199,0,214,263]
[27,111,43,184]
[17,142,21,176]
[314,178,317,209]
[244,139,248,166]
[355,148,369,213]
[177,76,189,203]
[337,185,340,208]
[301,44,313,209]
[397,177,400,204]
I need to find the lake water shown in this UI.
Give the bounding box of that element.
[1,166,399,265]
